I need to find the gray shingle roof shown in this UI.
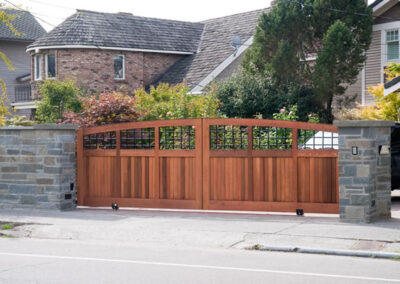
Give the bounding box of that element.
[28,10,204,54]
[155,8,268,89]
[0,9,46,41]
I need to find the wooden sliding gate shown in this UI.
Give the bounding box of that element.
[77,119,339,213]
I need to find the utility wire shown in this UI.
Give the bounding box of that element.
[2,0,57,27]
[27,0,75,11]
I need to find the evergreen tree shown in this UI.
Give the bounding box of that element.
[242,0,373,122]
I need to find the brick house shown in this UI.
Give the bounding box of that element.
[24,9,265,117]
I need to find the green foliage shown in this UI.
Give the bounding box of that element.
[6,115,35,126]
[242,0,373,122]
[63,92,138,127]
[0,6,19,125]
[1,224,13,230]
[135,83,221,120]
[357,84,400,121]
[215,71,284,119]
[35,79,82,123]
[215,71,319,121]
[342,63,400,121]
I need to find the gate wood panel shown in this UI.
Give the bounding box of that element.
[77,118,339,213]
[77,119,203,209]
[202,119,338,213]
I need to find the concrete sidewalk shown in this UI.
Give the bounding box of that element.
[1,193,400,257]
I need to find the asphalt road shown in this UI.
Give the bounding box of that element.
[0,238,400,284]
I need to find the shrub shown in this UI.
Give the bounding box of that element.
[215,71,319,122]
[345,63,400,121]
[356,84,400,121]
[35,79,82,123]
[135,83,221,120]
[6,115,35,126]
[63,92,138,127]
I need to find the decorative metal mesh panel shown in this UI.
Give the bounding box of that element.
[298,130,338,149]
[252,127,292,150]
[159,126,195,150]
[120,128,155,149]
[83,132,117,149]
[210,125,248,150]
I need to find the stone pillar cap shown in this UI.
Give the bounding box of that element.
[333,120,396,127]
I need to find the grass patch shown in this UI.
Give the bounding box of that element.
[0,233,14,238]
[253,244,261,250]
[1,224,14,230]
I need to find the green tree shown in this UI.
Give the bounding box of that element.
[215,70,319,121]
[0,7,21,125]
[35,79,82,123]
[242,0,373,122]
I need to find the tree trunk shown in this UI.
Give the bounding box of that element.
[326,94,334,123]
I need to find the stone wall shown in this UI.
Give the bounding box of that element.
[334,120,394,223]
[30,48,183,98]
[0,125,78,210]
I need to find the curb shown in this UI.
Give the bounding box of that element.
[255,245,400,260]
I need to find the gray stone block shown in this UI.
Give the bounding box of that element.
[339,128,361,135]
[47,149,63,155]
[350,194,369,205]
[44,167,63,174]
[339,177,353,185]
[18,164,43,173]
[1,173,27,180]
[7,149,20,155]
[344,165,356,176]
[1,166,17,172]
[57,135,75,142]
[20,195,37,205]
[9,185,37,194]
[0,194,19,200]
[345,206,365,220]
[36,178,54,185]
[353,177,371,185]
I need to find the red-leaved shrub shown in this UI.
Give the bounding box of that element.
[63,92,138,127]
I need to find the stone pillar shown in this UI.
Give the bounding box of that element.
[0,124,78,210]
[333,120,394,223]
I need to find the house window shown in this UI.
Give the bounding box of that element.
[45,54,56,78]
[114,55,125,80]
[387,30,399,60]
[34,55,42,80]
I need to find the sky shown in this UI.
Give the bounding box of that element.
[4,0,273,31]
[3,0,378,31]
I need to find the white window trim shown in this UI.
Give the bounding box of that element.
[380,28,400,84]
[45,54,56,79]
[385,29,400,61]
[34,54,42,81]
[114,54,125,80]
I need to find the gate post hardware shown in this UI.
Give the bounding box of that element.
[379,145,390,155]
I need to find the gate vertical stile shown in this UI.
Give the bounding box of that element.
[76,129,86,205]
[202,119,210,210]
[195,119,203,209]
[292,128,299,209]
[247,123,253,202]
[154,126,160,202]
[115,129,122,198]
